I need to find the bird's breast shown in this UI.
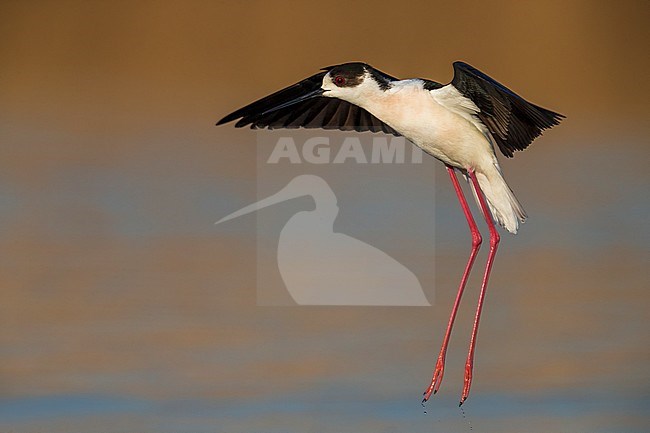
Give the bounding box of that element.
[362,87,492,169]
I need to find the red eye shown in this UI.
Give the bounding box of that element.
[333,75,346,86]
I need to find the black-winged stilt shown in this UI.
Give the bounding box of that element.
[217,61,564,405]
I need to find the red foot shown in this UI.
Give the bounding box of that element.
[422,355,446,403]
[460,361,473,406]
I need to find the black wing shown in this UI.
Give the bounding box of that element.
[451,61,564,158]
[217,71,400,136]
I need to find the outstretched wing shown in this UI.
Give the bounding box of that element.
[217,71,400,136]
[451,61,564,158]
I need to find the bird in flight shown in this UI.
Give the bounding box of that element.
[217,61,564,405]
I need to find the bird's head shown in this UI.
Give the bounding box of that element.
[320,62,392,104]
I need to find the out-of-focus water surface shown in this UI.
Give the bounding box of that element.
[1,1,649,432]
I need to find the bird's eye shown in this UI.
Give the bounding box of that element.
[333,75,346,86]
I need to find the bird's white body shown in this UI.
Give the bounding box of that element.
[322,73,525,233]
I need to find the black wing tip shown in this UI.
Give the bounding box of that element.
[452,61,485,77]
[536,107,566,128]
[452,60,471,68]
[550,113,565,121]
[216,115,254,128]
[501,112,565,158]
[216,110,245,126]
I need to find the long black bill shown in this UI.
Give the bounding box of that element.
[216,71,328,126]
[258,88,324,116]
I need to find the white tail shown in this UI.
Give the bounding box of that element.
[467,164,527,234]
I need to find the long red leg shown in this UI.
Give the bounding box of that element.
[422,166,482,403]
[460,169,500,406]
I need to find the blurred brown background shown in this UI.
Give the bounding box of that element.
[1,1,648,432]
